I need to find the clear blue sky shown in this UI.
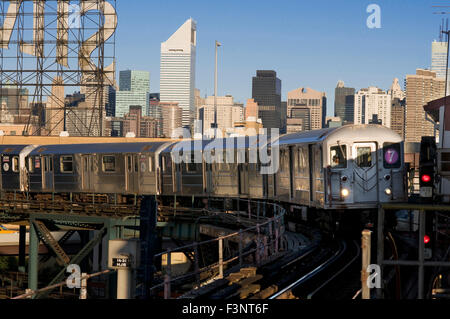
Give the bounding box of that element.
[115,0,445,116]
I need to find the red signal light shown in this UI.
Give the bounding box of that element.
[424,235,431,244]
[421,174,431,183]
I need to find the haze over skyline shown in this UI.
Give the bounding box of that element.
[116,0,445,116]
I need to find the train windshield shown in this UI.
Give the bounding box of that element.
[356,147,372,168]
[330,145,347,169]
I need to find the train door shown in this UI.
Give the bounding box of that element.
[239,150,249,196]
[42,156,54,191]
[174,158,182,194]
[161,154,174,194]
[352,143,378,202]
[310,145,324,205]
[289,146,295,201]
[82,155,94,191]
[125,154,139,193]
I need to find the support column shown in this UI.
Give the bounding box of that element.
[376,206,385,299]
[418,210,426,299]
[28,220,39,295]
[107,220,118,299]
[18,225,26,273]
[362,230,372,299]
[117,268,133,299]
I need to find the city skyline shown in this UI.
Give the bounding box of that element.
[115,0,444,117]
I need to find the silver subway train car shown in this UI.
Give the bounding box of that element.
[0,125,406,218]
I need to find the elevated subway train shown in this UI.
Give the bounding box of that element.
[0,125,407,228]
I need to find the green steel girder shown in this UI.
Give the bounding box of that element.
[160,222,197,241]
[36,225,108,299]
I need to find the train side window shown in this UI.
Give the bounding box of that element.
[127,155,132,172]
[134,156,139,172]
[298,148,307,173]
[12,157,19,173]
[49,157,53,172]
[330,145,347,169]
[60,156,74,173]
[149,156,154,172]
[103,155,116,173]
[356,147,372,168]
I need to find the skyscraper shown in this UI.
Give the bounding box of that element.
[405,69,445,143]
[160,18,197,130]
[116,70,150,117]
[334,81,355,124]
[354,87,391,128]
[287,87,326,131]
[252,70,282,129]
[431,40,449,93]
[119,70,150,93]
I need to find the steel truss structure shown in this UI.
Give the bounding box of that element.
[0,0,117,136]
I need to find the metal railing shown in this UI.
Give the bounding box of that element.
[11,269,114,299]
[149,199,287,299]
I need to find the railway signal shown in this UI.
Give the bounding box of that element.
[419,137,437,200]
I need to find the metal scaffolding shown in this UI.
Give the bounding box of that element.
[0,0,117,137]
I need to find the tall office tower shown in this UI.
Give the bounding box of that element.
[160,102,182,138]
[334,81,355,124]
[116,70,150,117]
[105,85,116,117]
[432,41,448,79]
[431,41,449,93]
[119,70,150,92]
[405,69,445,143]
[354,87,391,128]
[160,18,197,130]
[391,98,406,140]
[280,101,287,134]
[252,70,282,129]
[287,87,327,131]
[198,95,244,136]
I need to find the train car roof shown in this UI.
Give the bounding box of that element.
[161,139,211,153]
[0,145,33,155]
[29,142,170,156]
[204,136,265,151]
[276,125,402,146]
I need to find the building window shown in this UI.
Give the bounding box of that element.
[103,155,116,172]
[60,156,74,173]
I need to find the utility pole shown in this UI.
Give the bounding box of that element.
[213,41,221,138]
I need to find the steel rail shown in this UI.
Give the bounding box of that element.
[269,241,346,299]
[307,240,360,299]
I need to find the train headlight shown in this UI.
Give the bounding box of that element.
[341,188,350,198]
[385,188,392,196]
